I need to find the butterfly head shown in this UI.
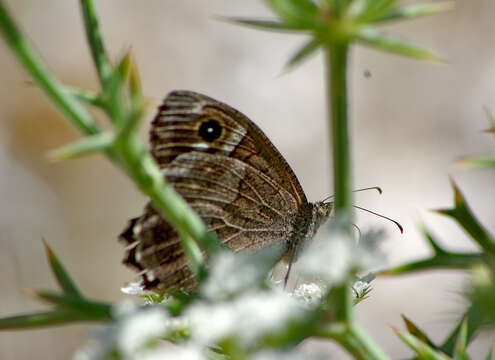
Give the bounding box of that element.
[311,200,334,230]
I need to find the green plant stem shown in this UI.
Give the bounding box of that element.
[316,322,390,360]
[78,0,220,262]
[0,0,219,277]
[326,41,353,231]
[321,37,388,360]
[80,0,112,88]
[0,1,99,136]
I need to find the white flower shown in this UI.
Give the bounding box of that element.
[74,302,185,360]
[352,280,371,299]
[121,280,145,296]
[117,307,170,356]
[291,283,325,307]
[187,289,304,346]
[295,232,353,285]
[294,227,383,287]
[134,343,204,360]
[201,245,283,300]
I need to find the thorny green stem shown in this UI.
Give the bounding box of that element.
[0,1,99,136]
[0,0,220,278]
[326,41,353,231]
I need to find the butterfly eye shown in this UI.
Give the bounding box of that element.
[198,119,222,142]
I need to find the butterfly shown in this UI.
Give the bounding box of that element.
[119,91,333,293]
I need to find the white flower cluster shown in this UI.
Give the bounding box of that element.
[291,283,325,307]
[76,225,384,359]
[201,245,283,300]
[294,227,383,287]
[74,302,186,360]
[187,289,304,347]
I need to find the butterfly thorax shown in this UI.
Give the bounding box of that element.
[286,201,333,263]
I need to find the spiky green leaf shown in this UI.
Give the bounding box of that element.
[48,132,114,160]
[372,2,454,23]
[377,223,486,276]
[394,328,451,360]
[435,180,495,255]
[456,154,495,168]
[42,239,82,298]
[0,310,88,330]
[401,314,437,348]
[453,318,469,360]
[420,223,447,254]
[66,86,103,106]
[377,252,486,276]
[356,27,443,61]
[360,0,396,22]
[284,39,321,71]
[30,290,112,319]
[222,17,304,31]
[266,0,321,30]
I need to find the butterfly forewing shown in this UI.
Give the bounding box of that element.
[120,91,311,293]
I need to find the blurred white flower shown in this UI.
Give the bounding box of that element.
[74,303,185,360]
[121,280,145,296]
[117,307,170,356]
[187,289,304,346]
[201,245,283,300]
[291,283,325,307]
[112,300,140,318]
[134,343,204,360]
[351,279,372,301]
[295,232,353,286]
[294,227,383,287]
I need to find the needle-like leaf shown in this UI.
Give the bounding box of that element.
[356,27,444,61]
[0,310,89,330]
[48,132,114,160]
[42,239,82,298]
[453,319,469,360]
[283,39,321,72]
[435,180,495,255]
[401,314,437,349]
[394,327,451,360]
[372,2,454,23]
[221,17,304,31]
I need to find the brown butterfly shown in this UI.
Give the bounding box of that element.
[119,91,333,293]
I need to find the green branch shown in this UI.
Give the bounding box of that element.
[0,1,99,135]
[0,0,223,282]
[326,41,353,227]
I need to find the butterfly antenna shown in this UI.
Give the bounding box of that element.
[322,186,382,203]
[355,186,382,195]
[353,205,404,233]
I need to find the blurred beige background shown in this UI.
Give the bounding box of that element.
[1,0,495,359]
